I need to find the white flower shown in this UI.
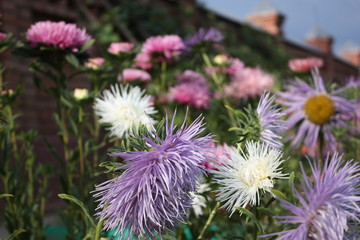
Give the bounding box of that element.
[74,88,89,100]
[212,141,286,215]
[93,84,157,138]
[191,182,211,217]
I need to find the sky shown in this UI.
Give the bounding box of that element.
[198,0,360,54]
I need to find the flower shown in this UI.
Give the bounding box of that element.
[288,57,324,72]
[1,89,14,96]
[73,88,89,100]
[191,182,211,217]
[141,35,185,62]
[169,70,210,109]
[278,70,356,155]
[120,68,151,82]
[26,21,91,50]
[202,143,230,171]
[0,33,7,41]
[185,27,223,49]
[108,42,134,55]
[256,92,286,149]
[223,67,274,100]
[93,114,213,238]
[212,141,286,215]
[133,52,152,70]
[93,84,157,138]
[85,58,105,70]
[265,153,360,240]
[213,54,230,65]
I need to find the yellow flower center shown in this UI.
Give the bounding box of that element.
[304,94,334,125]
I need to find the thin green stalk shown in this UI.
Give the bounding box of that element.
[197,202,220,240]
[7,107,19,160]
[94,221,103,240]
[78,107,85,181]
[201,52,237,127]
[160,61,167,93]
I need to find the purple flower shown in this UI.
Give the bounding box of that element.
[185,27,224,49]
[264,153,360,240]
[93,114,213,238]
[256,92,286,149]
[278,69,356,155]
[26,21,91,51]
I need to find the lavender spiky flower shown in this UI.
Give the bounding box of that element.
[93,114,213,239]
[278,69,356,155]
[264,153,360,240]
[256,92,286,149]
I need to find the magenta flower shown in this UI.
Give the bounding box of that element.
[93,114,213,238]
[85,58,105,70]
[169,70,210,109]
[224,67,274,100]
[141,35,185,62]
[26,21,91,50]
[0,33,7,41]
[108,42,134,55]
[288,57,324,72]
[133,52,152,70]
[120,68,151,82]
[278,70,355,155]
[202,143,231,171]
[264,153,360,240]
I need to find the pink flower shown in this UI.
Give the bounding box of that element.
[169,71,210,109]
[0,33,7,41]
[120,68,151,82]
[202,143,230,171]
[26,21,91,50]
[86,58,105,69]
[141,35,185,62]
[108,42,134,54]
[205,58,244,76]
[134,52,152,69]
[288,57,324,72]
[223,67,274,100]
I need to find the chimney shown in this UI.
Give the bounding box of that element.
[246,0,285,35]
[305,26,333,54]
[339,41,360,67]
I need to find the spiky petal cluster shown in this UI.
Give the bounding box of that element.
[265,153,360,240]
[278,70,355,155]
[93,115,213,238]
[26,21,91,50]
[212,141,286,215]
[256,92,286,149]
[93,84,156,138]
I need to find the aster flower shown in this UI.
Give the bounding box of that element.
[212,141,286,215]
[185,27,224,49]
[73,88,89,101]
[265,153,360,240]
[108,42,134,55]
[202,142,230,171]
[256,92,286,149]
[0,32,7,41]
[141,35,185,62]
[93,114,213,238]
[288,57,324,72]
[169,70,210,109]
[26,21,91,50]
[278,70,356,155]
[133,52,152,70]
[224,67,274,100]
[85,58,105,70]
[93,84,157,138]
[120,68,151,82]
[191,182,211,217]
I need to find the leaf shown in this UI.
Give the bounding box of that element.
[257,207,274,217]
[65,53,80,68]
[58,194,96,227]
[99,161,125,173]
[0,193,13,199]
[80,39,95,53]
[235,207,263,233]
[6,229,26,240]
[271,189,288,201]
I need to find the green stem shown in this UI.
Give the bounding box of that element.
[201,52,237,127]
[197,202,220,240]
[94,221,103,240]
[78,107,85,186]
[7,107,19,160]
[160,61,167,93]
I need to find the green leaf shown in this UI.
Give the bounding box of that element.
[289,172,295,188]
[99,161,125,173]
[235,207,263,233]
[257,207,274,217]
[65,53,80,68]
[271,189,288,201]
[6,229,26,240]
[80,39,95,53]
[0,193,13,199]
[58,194,96,227]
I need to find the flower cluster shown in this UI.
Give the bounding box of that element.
[288,57,324,72]
[26,21,91,50]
